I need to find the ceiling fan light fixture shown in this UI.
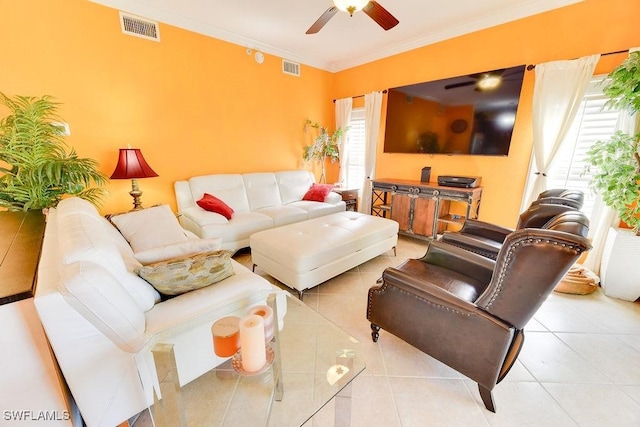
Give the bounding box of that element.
[477,75,502,91]
[333,0,369,16]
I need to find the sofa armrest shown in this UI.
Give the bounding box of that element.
[324,191,343,205]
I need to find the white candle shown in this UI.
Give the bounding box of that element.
[239,314,266,372]
[247,305,275,343]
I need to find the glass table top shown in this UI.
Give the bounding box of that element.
[148,290,365,426]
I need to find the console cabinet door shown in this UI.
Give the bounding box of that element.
[391,194,411,232]
[411,197,437,236]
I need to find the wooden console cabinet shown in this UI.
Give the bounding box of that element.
[371,178,482,240]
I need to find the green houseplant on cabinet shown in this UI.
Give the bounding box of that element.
[0,93,107,211]
[303,119,346,184]
[584,50,640,301]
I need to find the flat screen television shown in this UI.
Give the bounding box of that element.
[383,65,526,156]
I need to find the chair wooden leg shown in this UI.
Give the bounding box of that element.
[370,324,380,342]
[478,384,496,413]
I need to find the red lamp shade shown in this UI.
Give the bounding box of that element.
[110,148,158,179]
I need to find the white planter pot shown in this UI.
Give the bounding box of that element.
[600,227,640,301]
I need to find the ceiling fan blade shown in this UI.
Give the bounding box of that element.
[444,81,475,90]
[362,1,399,31]
[306,6,339,34]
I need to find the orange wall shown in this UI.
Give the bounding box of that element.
[0,0,335,214]
[2,0,639,225]
[333,0,640,226]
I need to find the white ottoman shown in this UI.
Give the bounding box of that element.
[250,211,399,297]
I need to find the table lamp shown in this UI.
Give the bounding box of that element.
[110,148,158,211]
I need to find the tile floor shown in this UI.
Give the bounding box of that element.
[236,235,640,427]
[136,235,640,426]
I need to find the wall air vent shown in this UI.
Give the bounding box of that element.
[119,11,160,42]
[282,60,300,77]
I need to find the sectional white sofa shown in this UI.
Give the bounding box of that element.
[34,198,285,427]
[174,170,346,252]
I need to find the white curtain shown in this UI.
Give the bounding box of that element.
[359,91,383,214]
[335,98,353,185]
[522,54,600,209]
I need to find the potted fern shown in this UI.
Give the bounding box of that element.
[584,51,640,301]
[303,119,346,184]
[0,93,107,211]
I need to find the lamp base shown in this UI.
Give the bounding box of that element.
[129,179,144,211]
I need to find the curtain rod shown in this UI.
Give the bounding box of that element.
[333,89,388,103]
[526,49,629,71]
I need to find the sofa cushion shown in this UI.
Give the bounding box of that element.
[58,261,146,353]
[254,205,308,227]
[111,205,188,253]
[134,237,223,265]
[58,211,160,311]
[197,211,274,244]
[303,183,334,202]
[188,174,251,213]
[136,250,235,296]
[287,200,346,219]
[56,196,137,259]
[275,171,315,205]
[56,196,101,217]
[243,173,283,211]
[197,193,234,219]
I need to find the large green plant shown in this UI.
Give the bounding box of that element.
[585,131,640,235]
[585,51,640,236]
[0,93,107,211]
[303,119,347,183]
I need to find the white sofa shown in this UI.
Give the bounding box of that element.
[174,170,346,251]
[33,198,285,427]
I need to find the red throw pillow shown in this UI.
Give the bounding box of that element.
[303,183,334,202]
[197,193,234,219]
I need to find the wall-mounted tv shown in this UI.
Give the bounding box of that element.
[383,65,526,156]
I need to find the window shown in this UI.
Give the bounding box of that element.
[546,76,619,220]
[345,108,366,189]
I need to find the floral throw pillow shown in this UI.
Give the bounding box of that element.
[136,250,234,296]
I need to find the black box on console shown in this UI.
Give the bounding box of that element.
[420,167,431,183]
[437,176,481,188]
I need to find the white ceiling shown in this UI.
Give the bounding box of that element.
[91,0,583,72]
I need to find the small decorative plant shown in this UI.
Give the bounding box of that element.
[585,51,640,236]
[303,119,347,183]
[0,93,107,211]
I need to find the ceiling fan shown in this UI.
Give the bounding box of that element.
[444,69,520,92]
[306,1,399,34]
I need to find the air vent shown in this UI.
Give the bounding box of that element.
[119,11,160,42]
[282,60,300,77]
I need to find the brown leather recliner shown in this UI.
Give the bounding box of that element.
[440,200,587,260]
[367,216,591,412]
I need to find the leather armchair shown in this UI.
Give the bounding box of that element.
[367,218,591,412]
[440,203,587,259]
[440,188,584,260]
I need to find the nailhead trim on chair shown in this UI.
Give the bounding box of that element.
[369,282,472,317]
[482,236,586,309]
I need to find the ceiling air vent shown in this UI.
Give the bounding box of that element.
[282,60,300,77]
[119,11,160,42]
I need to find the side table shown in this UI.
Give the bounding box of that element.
[333,188,359,212]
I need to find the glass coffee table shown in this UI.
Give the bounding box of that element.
[148,290,365,426]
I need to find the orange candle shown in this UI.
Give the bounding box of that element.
[211,316,240,357]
